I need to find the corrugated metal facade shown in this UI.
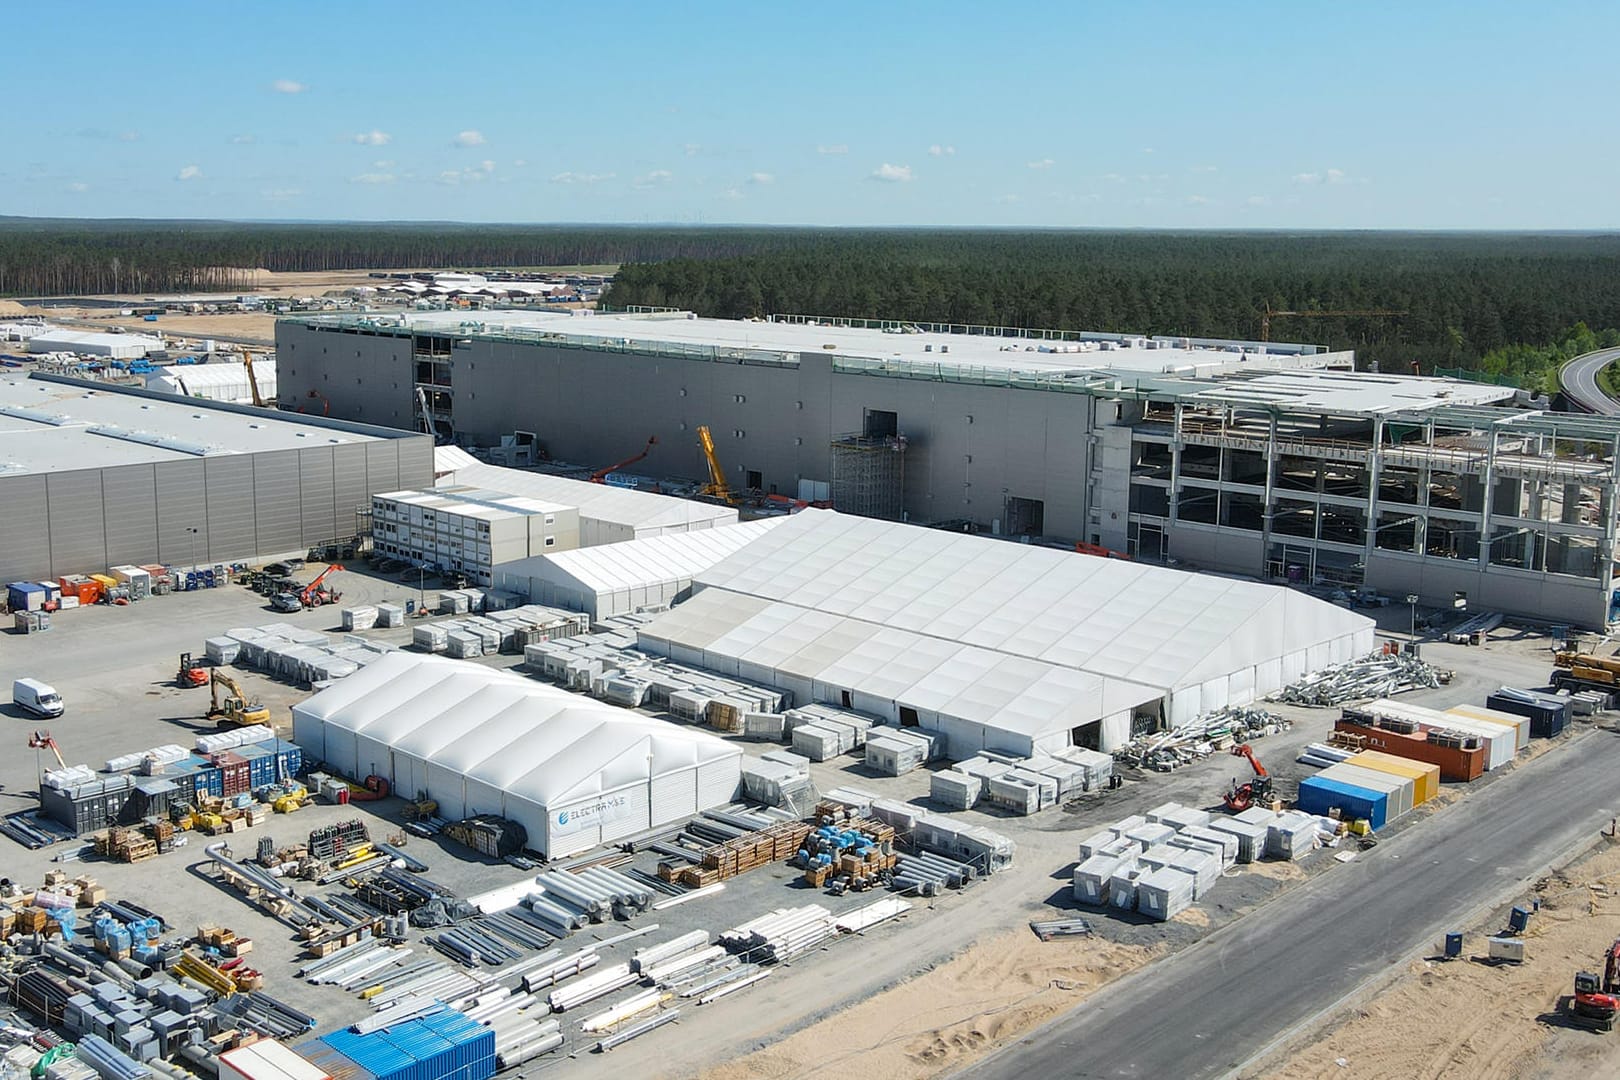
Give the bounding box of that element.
[0,435,433,583]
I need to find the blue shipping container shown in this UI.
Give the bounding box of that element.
[9,582,47,611]
[1297,775,1388,831]
[312,1010,494,1080]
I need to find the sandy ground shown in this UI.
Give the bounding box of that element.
[1254,835,1620,1080]
[702,930,1161,1080]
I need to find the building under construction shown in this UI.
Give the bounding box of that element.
[276,309,1620,627]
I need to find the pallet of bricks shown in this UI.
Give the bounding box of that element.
[802,801,898,888]
[661,819,814,888]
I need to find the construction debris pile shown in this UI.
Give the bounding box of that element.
[1271,651,1452,707]
[1112,706,1290,772]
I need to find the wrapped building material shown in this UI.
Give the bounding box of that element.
[866,735,928,777]
[929,770,981,810]
[1136,866,1196,921]
[984,774,1041,815]
[375,602,406,628]
[1073,851,1136,905]
[1123,823,1177,850]
[1207,818,1268,863]
[1178,824,1239,867]
[743,712,787,741]
[413,623,450,653]
[1109,864,1145,910]
[341,606,378,632]
[791,723,844,762]
[204,637,240,665]
[1164,847,1221,899]
[1266,810,1319,861]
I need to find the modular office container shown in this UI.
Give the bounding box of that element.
[1485,690,1570,739]
[1322,762,1415,819]
[1444,705,1530,752]
[1348,750,1438,806]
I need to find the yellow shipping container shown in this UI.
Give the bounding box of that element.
[1445,704,1530,752]
[1348,750,1440,806]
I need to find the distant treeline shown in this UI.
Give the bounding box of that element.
[0,219,816,298]
[5,220,1620,385]
[603,231,1620,381]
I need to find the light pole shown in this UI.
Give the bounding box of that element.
[1405,594,1420,650]
[186,526,200,574]
[418,566,426,611]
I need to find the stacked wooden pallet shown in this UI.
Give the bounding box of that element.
[658,820,813,888]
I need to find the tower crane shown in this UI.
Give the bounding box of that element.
[696,426,737,505]
[589,435,657,484]
[1259,305,1408,343]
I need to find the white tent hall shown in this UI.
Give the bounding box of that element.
[291,653,741,858]
[638,510,1374,752]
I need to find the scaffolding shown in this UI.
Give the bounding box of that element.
[830,434,907,520]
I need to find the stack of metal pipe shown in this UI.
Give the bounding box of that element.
[893,851,975,893]
[719,906,837,964]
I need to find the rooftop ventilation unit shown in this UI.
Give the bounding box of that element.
[87,424,233,457]
[0,405,90,427]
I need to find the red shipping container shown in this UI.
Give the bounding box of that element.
[209,750,251,797]
[1332,719,1486,782]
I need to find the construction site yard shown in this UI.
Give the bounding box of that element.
[0,567,1600,1079]
[1252,834,1620,1080]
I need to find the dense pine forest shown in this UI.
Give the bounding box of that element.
[5,219,1620,388]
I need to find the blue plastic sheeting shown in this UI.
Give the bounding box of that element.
[1297,775,1388,831]
[305,1009,494,1080]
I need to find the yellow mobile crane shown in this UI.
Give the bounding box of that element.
[696,426,737,505]
[241,351,269,409]
[208,670,271,729]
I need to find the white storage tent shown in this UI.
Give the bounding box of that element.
[291,653,741,858]
[145,359,278,404]
[494,517,787,622]
[27,328,163,359]
[433,455,737,545]
[638,510,1373,752]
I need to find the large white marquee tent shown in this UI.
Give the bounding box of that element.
[291,653,741,858]
[494,517,786,623]
[638,510,1374,752]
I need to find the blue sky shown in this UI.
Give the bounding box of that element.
[5,1,1615,228]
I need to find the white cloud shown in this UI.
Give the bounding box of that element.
[263,188,302,200]
[118,131,139,143]
[633,169,673,189]
[1103,172,1126,183]
[1191,164,1218,174]
[928,144,956,157]
[230,134,255,145]
[372,159,395,168]
[1293,167,1354,186]
[67,182,90,193]
[684,142,702,156]
[747,171,774,185]
[479,159,495,173]
[550,171,615,185]
[992,194,1019,204]
[1245,194,1270,206]
[512,159,528,167]
[350,172,395,185]
[175,165,200,181]
[869,163,913,183]
[817,144,849,155]
[720,187,744,201]
[1185,194,1213,206]
[1141,147,1155,154]
[271,79,306,94]
[352,130,391,146]
[452,129,486,147]
[1027,158,1055,170]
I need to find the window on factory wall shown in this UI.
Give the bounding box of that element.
[864,409,898,438]
[746,471,762,490]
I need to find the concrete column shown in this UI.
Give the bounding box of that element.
[1363,417,1384,563]
[1168,403,1183,526]
[1478,429,1497,567]
[1259,412,1278,575]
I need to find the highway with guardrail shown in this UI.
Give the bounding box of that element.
[1558,346,1620,415]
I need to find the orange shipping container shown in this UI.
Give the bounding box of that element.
[1333,719,1486,782]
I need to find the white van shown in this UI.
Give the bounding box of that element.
[13,678,64,718]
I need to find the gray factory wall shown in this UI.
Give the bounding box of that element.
[0,437,432,583]
[281,326,1099,538]
[1363,551,1611,630]
[277,323,416,427]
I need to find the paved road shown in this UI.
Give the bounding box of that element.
[1559,346,1620,415]
[959,729,1620,1080]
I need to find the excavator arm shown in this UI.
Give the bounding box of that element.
[301,564,344,606]
[590,436,657,484]
[1231,743,1269,779]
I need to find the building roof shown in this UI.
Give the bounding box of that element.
[498,516,787,590]
[291,653,739,809]
[27,328,164,353]
[146,359,279,403]
[378,486,572,519]
[681,508,1371,695]
[434,453,738,533]
[639,587,1160,737]
[0,372,413,477]
[289,308,1349,381]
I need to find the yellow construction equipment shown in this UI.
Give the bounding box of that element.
[173,951,238,996]
[208,670,271,729]
[696,425,737,505]
[241,351,268,409]
[272,784,309,813]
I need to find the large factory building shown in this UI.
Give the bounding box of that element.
[277,309,1620,628]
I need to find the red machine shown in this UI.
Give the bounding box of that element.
[589,436,657,484]
[177,652,209,688]
[1075,542,1131,560]
[1224,744,1274,813]
[1571,971,1617,1031]
[28,731,66,770]
[1605,938,1620,995]
[300,564,344,608]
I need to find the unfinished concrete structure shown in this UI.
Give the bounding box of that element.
[276,309,1620,626]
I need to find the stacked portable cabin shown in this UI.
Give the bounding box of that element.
[1484,688,1572,739]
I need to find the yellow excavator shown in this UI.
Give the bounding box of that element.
[696,425,737,505]
[207,670,271,729]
